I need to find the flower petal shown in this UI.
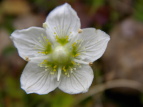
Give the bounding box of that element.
[10,27,50,60]
[77,28,110,62]
[45,3,80,38]
[20,62,59,94]
[58,65,93,94]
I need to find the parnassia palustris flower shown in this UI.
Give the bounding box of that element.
[10,3,110,94]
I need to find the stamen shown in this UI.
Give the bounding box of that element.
[34,28,88,79]
[53,65,57,69]
[43,23,48,28]
[73,53,80,57]
[71,61,76,65]
[78,29,83,33]
[62,66,66,72]
[57,68,61,81]
[34,34,52,55]
[53,69,56,72]
[25,56,30,61]
[89,62,93,66]
[55,35,69,45]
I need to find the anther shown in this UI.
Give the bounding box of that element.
[71,61,75,65]
[43,23,48,28]
[53,65,57,69]
[78,29,83,33]
[25,56,30,61]
[89,62,93,66]
[62,66,66,72]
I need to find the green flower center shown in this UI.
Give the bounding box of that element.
[52,46,71,65]
[37,35,81,76]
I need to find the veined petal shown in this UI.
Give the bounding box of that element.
[45,3,80,38]
[58,65,93,94]
[76,28,110,62]
[10,3,110,95]
[20,62,59,94]
[10,27,51,60]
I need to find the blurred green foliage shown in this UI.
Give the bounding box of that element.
[133,0,143,22]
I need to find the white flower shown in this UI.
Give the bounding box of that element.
[10,3,110,94]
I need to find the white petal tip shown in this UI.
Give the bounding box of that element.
[63,3,70,6]
[66,89,89,94]
[21,86,45,95]
[97,29,110,41]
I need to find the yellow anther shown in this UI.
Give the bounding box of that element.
[43,23,48,28]
[71,61,75,65]
[53,69,56,72]
[25,56,30,61]
[44,59,47,62]
[66,36,69,39]
[78,29,83,33]
[55,35,59,40]
[40,59,48,65]
[72,42,77,47]
[89,62,93,66]
[62,66,66,72]
[48,42,51,45]
[53,65,57,69]
[74,53,80,57]
[54,32,56,34]
[65,36,69,41]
